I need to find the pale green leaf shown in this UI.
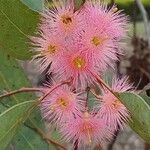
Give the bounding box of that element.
[118,92,150,141]
[0,101,34,149]
[21,0,44,12]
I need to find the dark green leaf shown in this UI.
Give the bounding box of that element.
[118,92,150,141]
[12,125,48,150]
[0,100,34,149]
[0,0,39,60]
[0,51,49,148]
[139,91,150,106]
[75,0,84,10]
[0,51,35,106]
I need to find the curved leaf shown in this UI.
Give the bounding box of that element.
[118,92,150,141]
[0,0,39,60]
[0,51,35,106]
[0,51,49,148]
[0,100,34,149]
[13,125,48,150]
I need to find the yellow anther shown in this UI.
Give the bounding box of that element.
[112,99,122,109]
[61,15,72,25]
[48,45,57,54]
[91,36,106,46]
[73,56,86,69]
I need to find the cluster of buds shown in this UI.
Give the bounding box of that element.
[31,0,134,148]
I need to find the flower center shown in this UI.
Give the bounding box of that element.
[91,36,104,46]
[57,98,69,108]
[73,56,86,69]
[48,45,57,54]
[112,99,122,109]
[62,15,72,25]
[49,97,69,111]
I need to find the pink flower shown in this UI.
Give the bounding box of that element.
[41,85,84,125]
[82,0,128,39]
[60,112,112,147]
[78,24,120,71]
[41,0,84,36]
[98,77,134,130]
[76,0,128,71]
[31,30,66,73]
[51,46,97,89]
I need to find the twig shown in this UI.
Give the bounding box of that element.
[37,78,72,104]
[85,87,90,109]
[25,119,67,150]
[107,128,120,150]
[73,140,78,150]
[90,89,103,100]
[135,0,150,48]
[0,87,44,100]
[89,71,122,102]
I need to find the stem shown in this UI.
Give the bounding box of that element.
[108,128,120,150]
[85,87,90,109]
[26,119,67,150]
[90,89,102,100]
[73,140,78,150]
[90,71,122,101]
[37,78,72,104]
[0,88,44,100]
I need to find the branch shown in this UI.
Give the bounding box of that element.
[0,88,44,100]
[37,78,72,104]
[90,89,103,100]
[107,128,120,150]
[135,0,150,47]
[89,71,122,102]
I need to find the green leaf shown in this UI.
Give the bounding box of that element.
[139,91,150,106]
[0,51,49,148]
[12,125,48,150]
[0,100,34,149]
[0,0,39,60]
[21,0,44,12]
[0,51,35,106]
[118,92,150,141]
[103,70,113,85]
[11,107,49,150]
[75,0,84,10]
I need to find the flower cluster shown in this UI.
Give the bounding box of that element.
[31,0,133,148]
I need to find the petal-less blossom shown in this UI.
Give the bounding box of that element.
[31,30,66,73]
[78,24,120,71]
[60,112,112,148]
[98,77,134,130]
[41,0,84,36]
[76,0,128,71]
[51,46,97,89]
[41,85,84,126]
[82,0,128,39]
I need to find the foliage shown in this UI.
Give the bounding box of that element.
[0,0,150,149]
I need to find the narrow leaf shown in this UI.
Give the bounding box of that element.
[0,0,39,60]
[0,100,34,149]
[118,92,150,141]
